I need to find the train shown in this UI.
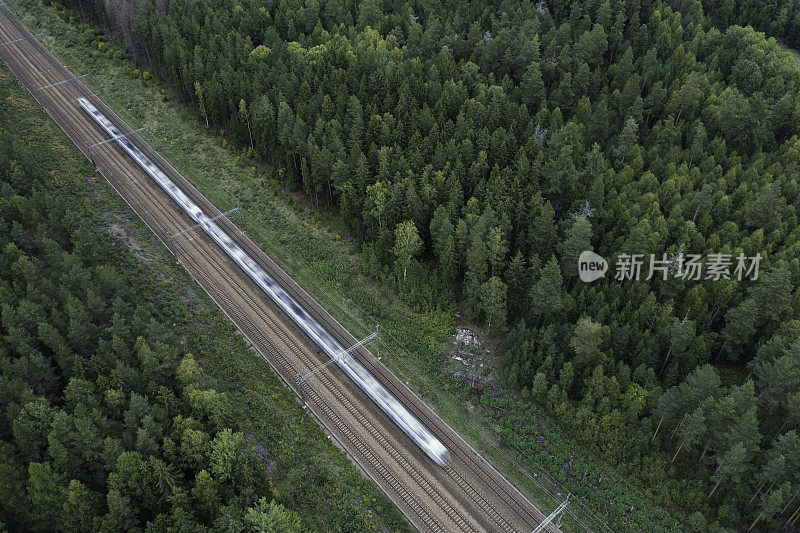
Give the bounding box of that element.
[79,97,451,467]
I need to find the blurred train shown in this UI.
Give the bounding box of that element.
[79,97,451,466]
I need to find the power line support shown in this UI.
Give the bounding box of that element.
[532,494,569,533]
[297,327,380,388]
[165,230,182,257]
[88,125,150,150]
[230,196,242,224]
[0,32,43,47]
[169,207,240,240]
[343,328,378,357]
[298,354,342,389]
[35,72,90,91]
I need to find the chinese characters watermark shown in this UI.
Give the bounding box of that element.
[579,252,761,283]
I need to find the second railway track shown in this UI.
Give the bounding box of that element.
[0,8,562,532]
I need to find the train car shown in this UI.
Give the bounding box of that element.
[79,97,451,467]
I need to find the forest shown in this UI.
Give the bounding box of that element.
[0,72,405,531]
[0,77,305,530]
[701,0,800,49]
[29,0,800,529]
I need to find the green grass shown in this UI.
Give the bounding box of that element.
[5,1,684,530]
[777,40,800,67]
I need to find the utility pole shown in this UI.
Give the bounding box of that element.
[169,206,240,240]
[532,494,569,532]
[297,327,380,389]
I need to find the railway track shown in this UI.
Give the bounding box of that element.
[0,8,562,532]
[169,230,470,531]
[215,176,552,532]
[231,234,537,532]
[255,245,552,528]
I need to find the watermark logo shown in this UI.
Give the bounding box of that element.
[578,252,762,282]
[578,250,608,282]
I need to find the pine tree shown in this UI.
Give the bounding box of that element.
[559,216,592,281]
[748,263,793,328]
[660,318,696,376]
[506,251,528,321]
[529,255,563,325]
[528,195,558,256]
[430,205,458,282]
[345,95,363,152]
[521,62,545,109]
[486,226,507,277]
[466,232,489,284]
[721,299,758,361]
[708,442,750,501]
[614,117,639,167]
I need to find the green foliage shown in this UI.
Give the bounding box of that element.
[25,0,800,528]
[244,498,300,533]
[570,317,609,369]
[392,219,422,282]
[480,276,508,334]
[0,71,401,532]
[702,0,800,50]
